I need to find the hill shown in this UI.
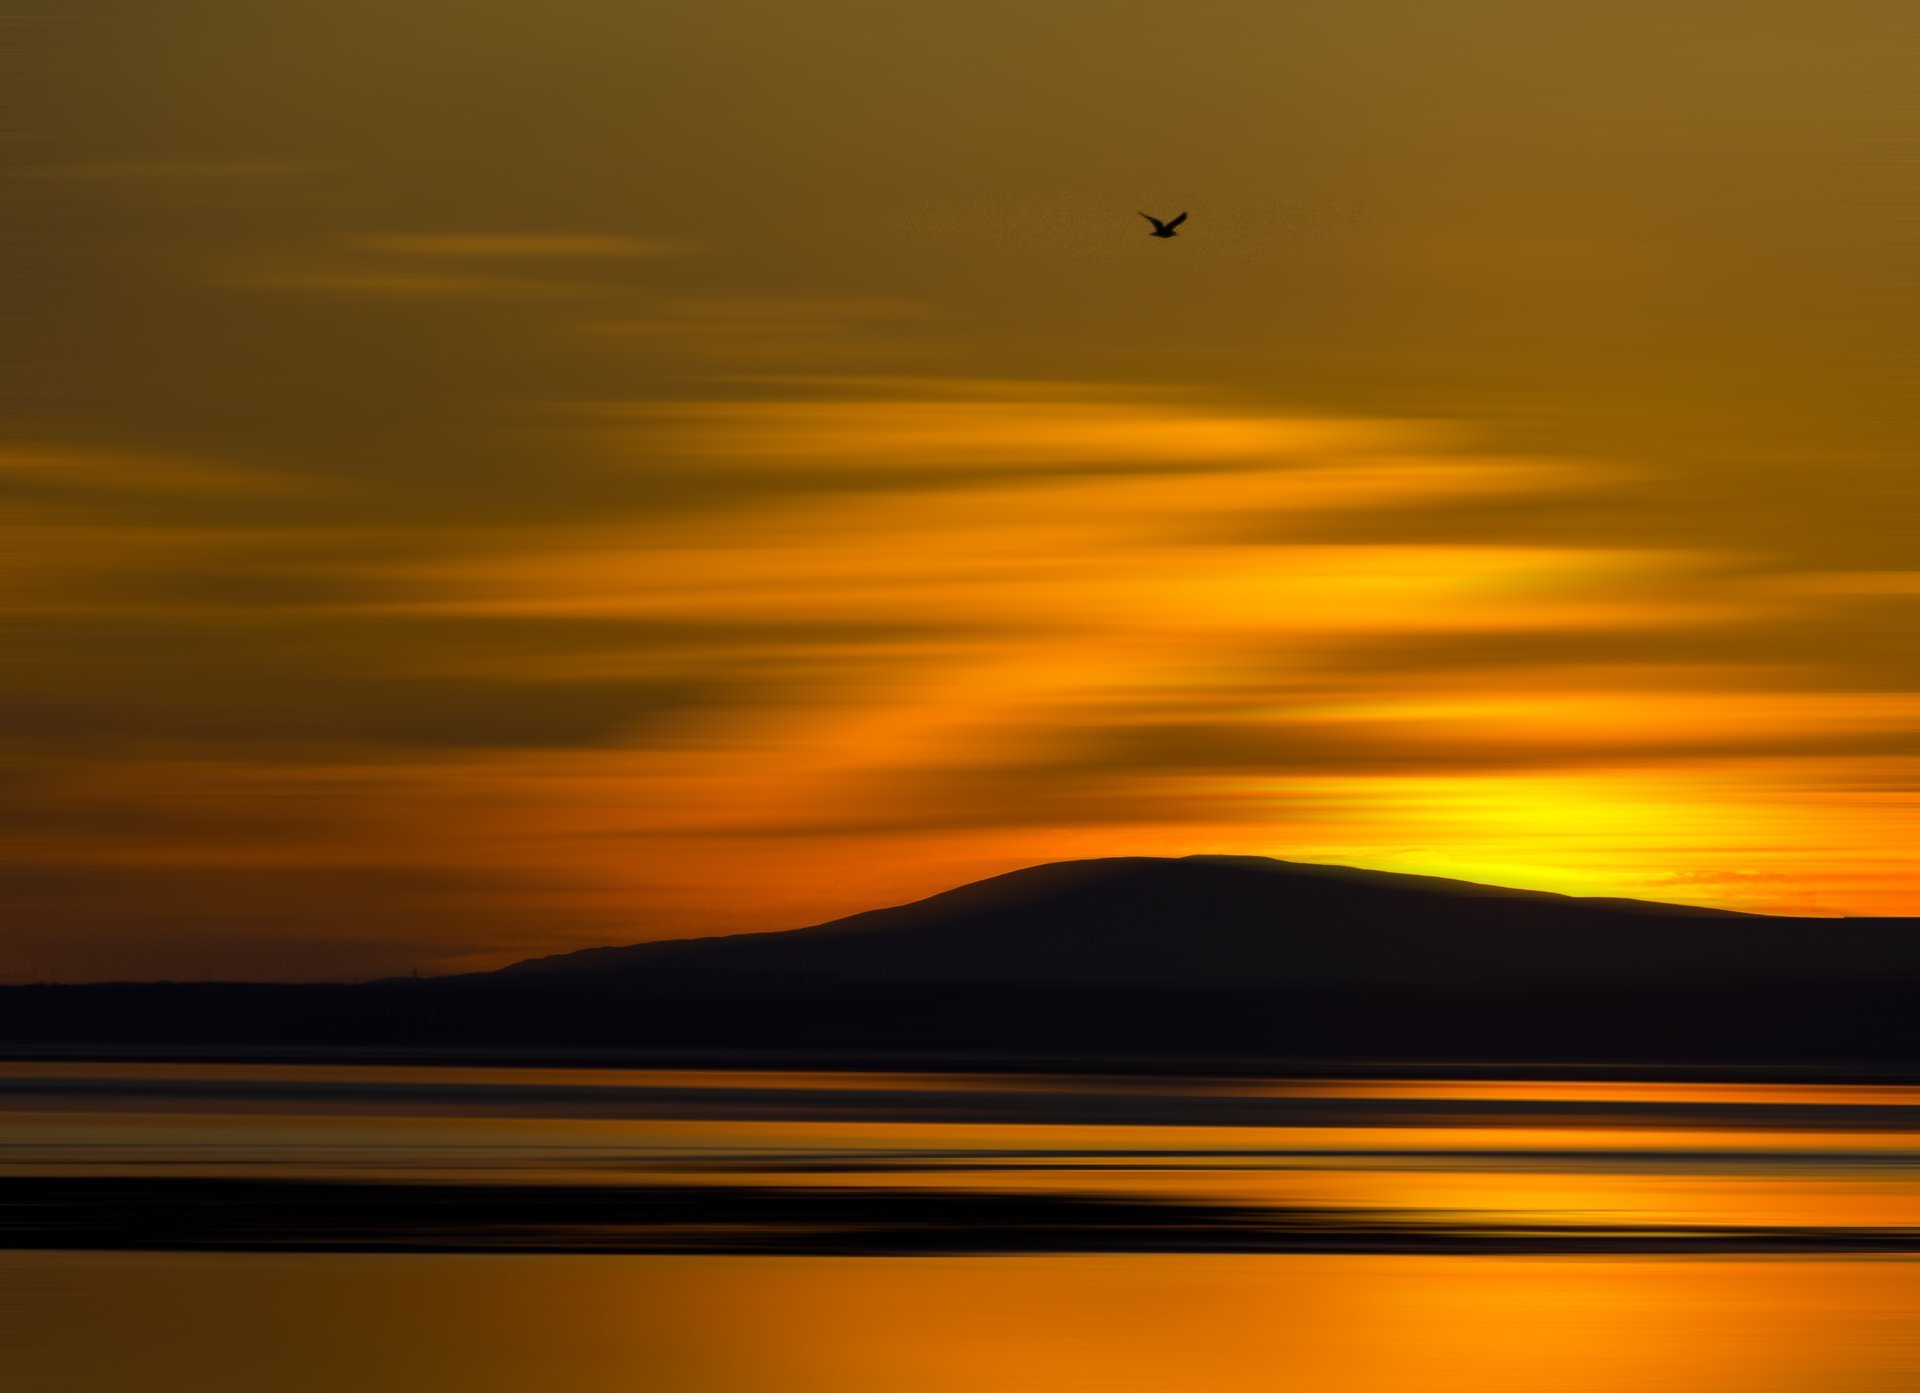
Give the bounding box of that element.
[5,856,1918,1067]
[493,855,1798,991]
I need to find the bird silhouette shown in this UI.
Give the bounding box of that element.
[1140,211,1188,239]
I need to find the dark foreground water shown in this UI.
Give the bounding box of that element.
[3,1061,1918,1390]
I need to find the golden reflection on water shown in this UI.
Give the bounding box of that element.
[1256,1078,1920,1107]
[6,1067,1920,1390]
[5,1252,1918,1393]
[6,1064,1920,1232]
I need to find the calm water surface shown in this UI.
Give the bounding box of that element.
[3,1062,1918,1391]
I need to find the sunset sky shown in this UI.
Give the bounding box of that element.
[8,0,1919,979]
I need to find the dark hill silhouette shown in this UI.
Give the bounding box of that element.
[492,855,1899,992]
[5,856,1918,1067]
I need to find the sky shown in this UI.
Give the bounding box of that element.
[6,0,1919,979]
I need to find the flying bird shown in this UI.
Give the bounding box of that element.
[1139,211,1188,239]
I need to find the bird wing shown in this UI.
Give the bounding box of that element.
[1139,212,1165,231]
[1165,211,1188,229]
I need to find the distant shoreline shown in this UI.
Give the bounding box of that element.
[7,1041,1920,1085]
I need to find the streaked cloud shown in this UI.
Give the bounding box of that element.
[223,267,605,300]
[608,391,1416,470]
[10,368,1920,976]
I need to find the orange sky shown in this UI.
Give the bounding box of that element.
[6,0,1919,978]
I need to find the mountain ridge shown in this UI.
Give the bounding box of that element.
[498,853,1762,978]
[486,854,1893,994]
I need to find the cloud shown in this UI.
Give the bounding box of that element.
[11,375,1920,977]
[327,381,1920,926]
[224,268,604,300]
[604,391,1418,470]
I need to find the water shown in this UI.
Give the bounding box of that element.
[3,1062,1919,1390]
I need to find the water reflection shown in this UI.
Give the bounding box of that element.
[3,1064,1919,1391]
[4,1252,1917,1393]
[4,1063,1920,1243]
